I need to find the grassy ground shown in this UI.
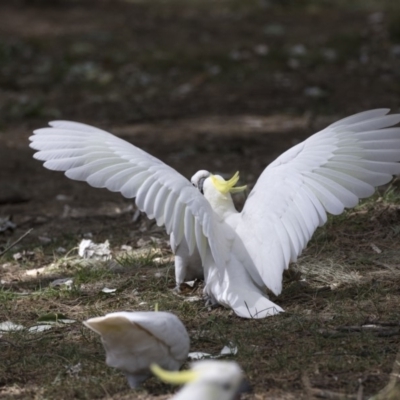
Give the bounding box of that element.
[1,0,400,399]
[1,188,400,399]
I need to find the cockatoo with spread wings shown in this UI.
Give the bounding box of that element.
[30,109,400,318]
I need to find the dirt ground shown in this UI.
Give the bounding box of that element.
[1,1,400,399]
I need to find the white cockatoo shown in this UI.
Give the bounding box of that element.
[83,311,190,388]
[151,360,248,400]
[30,109,400,318]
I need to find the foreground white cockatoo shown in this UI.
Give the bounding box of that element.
[83,311,190,388]
[151,360,248,400]
[30,109,400,318]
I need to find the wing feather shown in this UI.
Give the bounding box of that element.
[302,185,328,226]
[302,176,345,214]
[43,152,115,170]
[292,191,318,236]
[195,218,207,261]
[30,122,227,269]
[353,128,400,140]
[121,172,151,199]
[236,110,400,295]
[87,163,130,188]
[273,220,291,266]
[336,114,400,132]
[49,120,109,133]
[304,172,359,208]
[328,109,390,128]
[163,191,178,234]
[361,138,400,149]
[143,181,162,219]
[65,158,125,181]
[324,161,393,186]
[136,177,157,210]
[184,208,195,255]
[172,201,185,245]
[314,168,375,198]
[153,185,169,226]
[104,166,144,192]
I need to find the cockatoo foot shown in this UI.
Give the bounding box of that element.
[204,294,219,308]
[125,372,151,388]
[172,285,181,293]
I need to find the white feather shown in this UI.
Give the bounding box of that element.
[86,162,130,188]
[121,171,151,198]
[31,111,400,319]
[172,201,186,245]
[49,120,109,133]
[30,122,226,273]
[235,110,400,296]
[184,208,195,255]
[136,177,156,211]
[143,181,162,219]
[164,192,178,234]
[84,311,189,389]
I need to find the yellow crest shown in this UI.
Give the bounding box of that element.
[150,364,199,385]
[210,171,247,194]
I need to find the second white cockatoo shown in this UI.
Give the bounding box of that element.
[83,311,190,388]
[30,109,400,318]
[151,360,249,400]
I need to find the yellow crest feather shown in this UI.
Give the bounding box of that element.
[150,364,198,385]
[210,171,247,194]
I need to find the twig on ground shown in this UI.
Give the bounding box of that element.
[366,321,400,327]
[372,261,393,270]
[301,373,316,400]
[319,324,400,338]
[0,228,33,257]
[318,329,346,339]
[302,372,359,400]
[357,381,363,400]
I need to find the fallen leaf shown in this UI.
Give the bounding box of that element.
[78,239,112,260]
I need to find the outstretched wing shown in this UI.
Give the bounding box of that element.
[236,109,400,295]
[29,121,230,267]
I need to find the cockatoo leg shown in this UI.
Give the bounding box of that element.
[173,255,188,292]
[125,372,151,388]
[204,293,219,308]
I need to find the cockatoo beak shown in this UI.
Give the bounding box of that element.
[150,364,199,385]
[210,171,247,194]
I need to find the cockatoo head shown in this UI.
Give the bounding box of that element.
[151,360,250,400]
[192,171,247,216]
[203,171,247,205]
[191,170,246,198]
[191,170,211,194]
